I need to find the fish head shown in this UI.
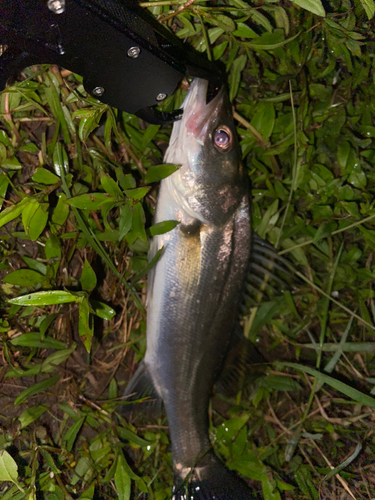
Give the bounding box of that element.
[167,78,241,181]
[165,78,245,225]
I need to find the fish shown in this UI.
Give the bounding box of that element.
[124,77,256,499]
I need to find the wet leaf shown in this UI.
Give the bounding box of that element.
[144,164,180,184]
[0,197,29,228]
[0,172,10,210]
[10,332,65,349]
[260,374,302,392]
[127,202,147,243]
[119,203,133,241]
[229,54,247,102]
[279,362,375,408]
[233,22,258,38]
[90,299,116,320]
[274,6,290,35]
[78,297,93,352]
[22,256,47,275]
[147,220,179,237]
[66,193,115,210]
[53,142,69,177]
[22,199,39,234]
[124,187,150,200]
[15,375,60,405]
[246,31,292,50]
[78,484,96,500]
[101,174,123,198]
[116,427,152,447]
[3,269,47,287]
[81,259,97,293]
[62,416,85,452]
[40,314,58,336]
[9,290,77,306]
[290,0,325,17]
[359,0,375,19]
[213,15,236,32]
[51,193,70,225]
[0,142,7,164]
[41,344,77,372]
[32,168,60,185]
[256,199,279,238]
[251,102,275,140]
[1,157,22,170]
[213,41,229,60]
[0,450,19,485]
[115,454,131,500]
[28,202,49,241]
[117,172,136,190]
[18,406,48,429]
[141,124,160,149]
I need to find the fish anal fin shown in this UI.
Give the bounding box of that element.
[121,360,162,414]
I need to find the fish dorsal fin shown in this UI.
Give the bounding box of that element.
[121,360,163,414]
[215,324,265,397]
[242,233,298,309]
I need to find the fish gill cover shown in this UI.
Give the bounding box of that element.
[1,0,375,499]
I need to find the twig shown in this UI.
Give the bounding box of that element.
[3,92,22,143]
[14,117,55,122]
[158,0,196,22]
[310,439,357,500]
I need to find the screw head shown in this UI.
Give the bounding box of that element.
[156,93,167,101]
[127,46,141,58]
[47,0,65,14]
[92,86,105,97]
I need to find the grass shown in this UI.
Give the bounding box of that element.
[1,0,375,499]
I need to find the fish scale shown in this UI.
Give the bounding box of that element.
[124,78,255,499]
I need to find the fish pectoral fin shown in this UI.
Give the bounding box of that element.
[242,232,300,309]
[215,325,265,397]
[121,360,162,414]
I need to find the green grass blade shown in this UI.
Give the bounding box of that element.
[279,362,375,409]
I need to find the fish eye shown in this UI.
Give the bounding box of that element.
[213,126,233,152]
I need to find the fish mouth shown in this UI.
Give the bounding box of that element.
[182,78,225,141]
[164,78,227,167]
[206,80,221,104]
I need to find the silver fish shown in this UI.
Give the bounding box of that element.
[125,78,255,499]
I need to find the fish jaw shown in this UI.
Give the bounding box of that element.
[165,79,224,164]
[164,78,244,227]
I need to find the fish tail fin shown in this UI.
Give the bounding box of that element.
[172,452,255,500]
